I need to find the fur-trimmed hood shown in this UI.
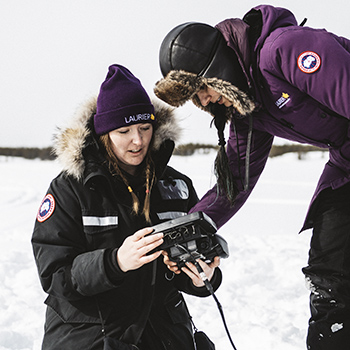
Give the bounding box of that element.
[53,96,181,180]
[154,69,256,117]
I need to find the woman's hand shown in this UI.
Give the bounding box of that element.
[117,228,163,272]
[163,252,220,287]
[182,257,220,287]
[162,251,181,274]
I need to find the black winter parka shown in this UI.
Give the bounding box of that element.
[31,97,222,350]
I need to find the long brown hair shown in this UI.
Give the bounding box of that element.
[100,134,156,223]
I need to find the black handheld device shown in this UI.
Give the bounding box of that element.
[151,213,237,349]
[150,211,229,267]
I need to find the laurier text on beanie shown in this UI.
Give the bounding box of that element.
[94,64,156,135]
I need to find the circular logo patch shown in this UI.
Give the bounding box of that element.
[297,51,321,73]
[37,194,55,222]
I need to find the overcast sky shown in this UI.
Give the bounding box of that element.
[2,0,350,148]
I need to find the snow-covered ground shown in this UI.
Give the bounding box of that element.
[0,150,328,350]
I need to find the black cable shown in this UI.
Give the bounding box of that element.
[174,244,238,350]
[192,260,238,350]
[193,260,214,294]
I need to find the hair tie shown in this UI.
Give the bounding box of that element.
[128,186,133,193]
[218,137,226,147]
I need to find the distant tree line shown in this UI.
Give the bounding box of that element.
[268,144,327,159]
[173,143,218,156]
[0,143,327,161]
[0,147,55,160]
[173,143,327,159]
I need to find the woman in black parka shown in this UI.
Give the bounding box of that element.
[31,64,221,350]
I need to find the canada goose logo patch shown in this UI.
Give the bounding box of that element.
[297,51,321,73]
[37,194,55,222]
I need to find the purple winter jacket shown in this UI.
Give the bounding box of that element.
[190,5,350,231]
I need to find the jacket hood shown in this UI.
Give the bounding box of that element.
[154,5,298,117]
[53,96,181,180]
[252,5,298,52]
[154,69,256,117]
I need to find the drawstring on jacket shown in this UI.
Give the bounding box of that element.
[244,114,253,191]
[231,113,252,193]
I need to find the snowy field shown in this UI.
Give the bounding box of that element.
[0,150,328,350]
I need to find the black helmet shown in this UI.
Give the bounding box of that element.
[159,22,248,93]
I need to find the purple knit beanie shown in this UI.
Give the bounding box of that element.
[94,64,156,135]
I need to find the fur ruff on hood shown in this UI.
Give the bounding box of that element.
[53,96,181,180]
[154,70,256,117]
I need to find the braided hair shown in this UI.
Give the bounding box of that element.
[211,105,239,206]
[100,134,156,223]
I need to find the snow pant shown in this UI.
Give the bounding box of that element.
[302,182,350,350]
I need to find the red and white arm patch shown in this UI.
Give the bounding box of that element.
[297,51,321,73]
[37,194,55,222]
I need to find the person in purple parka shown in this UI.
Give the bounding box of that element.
[154,5,350,350]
